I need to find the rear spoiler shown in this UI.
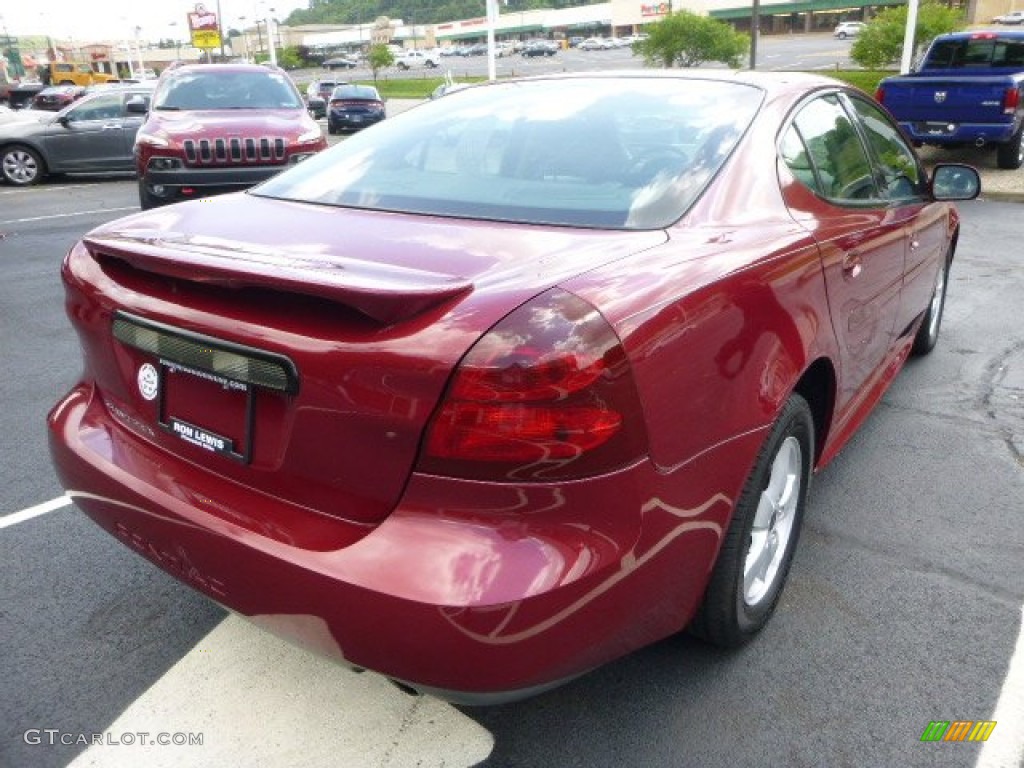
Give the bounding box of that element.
[84,232,472,324]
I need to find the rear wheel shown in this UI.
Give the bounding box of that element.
[911,252,950,356]
[1,145,44,185]
[691,393,813,647]
[996,128,1023,170]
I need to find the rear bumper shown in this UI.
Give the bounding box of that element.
[48,382,743,702]
[328,114,385,131]
[899,119,1019,145]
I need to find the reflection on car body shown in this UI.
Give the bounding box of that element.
[49,72,979,704]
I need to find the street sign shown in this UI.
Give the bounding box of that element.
[187,3,221,50]
[191,30,222,49]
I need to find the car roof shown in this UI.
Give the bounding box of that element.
[163,63,288,77]
[509,69,846,96]
[934,28,1024,40]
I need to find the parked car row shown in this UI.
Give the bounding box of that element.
[578,35,643,50]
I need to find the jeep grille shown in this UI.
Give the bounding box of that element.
[183,137,288,166]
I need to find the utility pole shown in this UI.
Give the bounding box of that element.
[749,0,760,70]
[216,0,226,60]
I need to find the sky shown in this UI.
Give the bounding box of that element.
[0,0,309,44]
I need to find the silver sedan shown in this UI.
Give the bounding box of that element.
[0,84,154,186]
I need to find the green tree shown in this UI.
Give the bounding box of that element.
[278,46,304,69]
[633,11,748,68]
[851,2,964,70]
[367,43,394,83]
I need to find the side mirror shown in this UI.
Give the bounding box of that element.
[931,164,981,201]
[125,96,149,114]
[57,115,71,128]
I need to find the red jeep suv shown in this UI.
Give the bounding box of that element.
[132,63,327,209]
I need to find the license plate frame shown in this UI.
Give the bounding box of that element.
[155,359,256,464]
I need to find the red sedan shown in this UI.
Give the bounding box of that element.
[48,72,979,703]
[31,85,86,111]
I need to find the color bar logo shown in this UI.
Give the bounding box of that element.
[920,720,997,742]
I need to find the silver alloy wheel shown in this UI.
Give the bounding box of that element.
[743,435,802,606]
[926,262,947,344]
[2,148,40,185]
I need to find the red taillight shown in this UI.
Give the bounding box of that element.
[420,289,647,482]
[875,86,885,104]
[1004,87,1020,115]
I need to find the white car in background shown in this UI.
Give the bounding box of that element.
[395,49,440,69]
[992,10,1024,24]
[833,21,866,39]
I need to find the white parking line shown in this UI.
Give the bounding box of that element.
[67,614,495,767]
[0,207,137,226]
[0,183,108,196]
[0,495,72,530]
[976,604,1024,768]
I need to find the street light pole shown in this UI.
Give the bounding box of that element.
[238,16,249,61]
[267,7,277,66]
[216,0,226,59]
[135,26,145,76]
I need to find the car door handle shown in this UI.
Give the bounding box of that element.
[842,251,863,279]
[909,235,921,251]
[101,123,122,131]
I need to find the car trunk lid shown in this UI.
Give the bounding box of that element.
[67,194,666,526]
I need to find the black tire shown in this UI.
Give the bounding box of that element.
[838,32,848,39]
[911,252,951,356]
[327,124,339,135]
[690,393,814,647]
[1,145,44,186]
[996,128,1023,170]
[138,179,163,210]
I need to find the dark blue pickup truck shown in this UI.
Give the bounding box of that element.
[876,30,1024,169]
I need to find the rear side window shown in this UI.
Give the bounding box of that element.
[787,94,879,203]
[924,37,1024,69]
[845,95,924,201]
[333,86,380,100]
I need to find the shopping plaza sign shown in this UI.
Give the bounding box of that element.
[188,3,222,50]
[641,2,671,17]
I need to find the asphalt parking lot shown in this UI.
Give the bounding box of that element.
[1,58,1023,767]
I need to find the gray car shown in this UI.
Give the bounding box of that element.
[0,84,154,186]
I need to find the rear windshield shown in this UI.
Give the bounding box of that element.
[154,70,303,110]
[254,77,762,230]
[923,37,1024,69]
[333,85,380,100]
